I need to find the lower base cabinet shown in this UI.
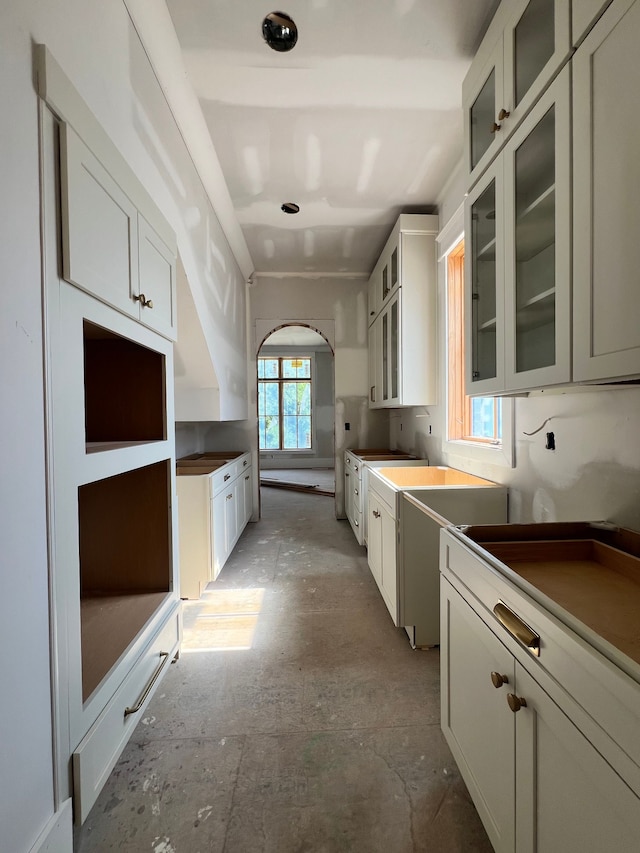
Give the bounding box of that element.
[177,453,253,597]
[441,533,640,853]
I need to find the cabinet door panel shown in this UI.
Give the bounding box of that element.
[573,0,640,382]
[504,68,571,391]
[515,665,640,853]
[441,581,515,853]
[379,501,398,625]
[465,162,505,395]
[503,0,571,131]
[138,215,176,340]
[464,36,504,184]
[60,123,138,318]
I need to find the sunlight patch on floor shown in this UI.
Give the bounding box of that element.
[181,588,265,652]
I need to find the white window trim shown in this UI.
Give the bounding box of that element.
[438,205,515,469]
[257,351,316,454]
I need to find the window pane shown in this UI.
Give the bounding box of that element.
[471,397,497,439]
[282,358,310,378]
[297,382,311,415]
[297,417,311,448]
[259,358,279,379]
[282,382,297,416]
[283,416,297,449]
[264,415,280,449]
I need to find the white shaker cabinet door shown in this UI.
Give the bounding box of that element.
[573,0,640,382]
[60,123,139,319]
[514,664,640,853]
[441,580,515,853]
[138,215,177,340]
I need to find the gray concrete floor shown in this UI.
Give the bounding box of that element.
[75,488,491,853]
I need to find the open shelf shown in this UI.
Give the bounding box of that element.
[78,460,172,701]
[83,321,166,450]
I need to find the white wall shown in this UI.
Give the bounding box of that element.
[249,276,390,516]
[1,1,250,849]
[392,165,640,532]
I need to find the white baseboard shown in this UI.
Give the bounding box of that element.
[31,799,73,853]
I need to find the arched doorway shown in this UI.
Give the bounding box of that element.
[256,324,336,513]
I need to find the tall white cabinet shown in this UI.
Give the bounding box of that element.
[368,214,439,408]
[39,48,180,825]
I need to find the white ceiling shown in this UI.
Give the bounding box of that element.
[139,0,499,278]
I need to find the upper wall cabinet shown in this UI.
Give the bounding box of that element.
[463,0,571,187]
[60,123,177,340]
[466,69,571,395]
[573,0,640,382]
[368,214,438,408]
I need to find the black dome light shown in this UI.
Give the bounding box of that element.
[262,12,298,52]
[281,202,300,214]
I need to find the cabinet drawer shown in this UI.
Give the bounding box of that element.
[441,531,640,791]
[211,461,239,495]
[348,507,363,544]
[73,605,181,824]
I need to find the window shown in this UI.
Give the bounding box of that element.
[447,239,502,445]
[258,356,312,450]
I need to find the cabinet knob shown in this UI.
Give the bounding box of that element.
[373,510,380,519]
[346,472,350,478]
[224,473,231,481]
[133,292,145,303]
[354,488,359,496]
[144,297,153,309]
[507,693,527,713]
[226,493,233,500]
[498,108,510,121]
[490,671,509,689]
[490,121,501,134]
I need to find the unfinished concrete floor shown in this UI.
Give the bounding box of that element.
[74,488,492,853]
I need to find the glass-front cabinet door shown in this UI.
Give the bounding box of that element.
[465,161,505,396]
[503,67,570,391]
[464,35,504,184]
[463,0,570,187]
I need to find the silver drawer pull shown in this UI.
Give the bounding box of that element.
[226,493,233,500]
[243,460,248,466]
[245,475,250,481]
[124,651,170,717]
[224,473,231,481]
[354,488,359,496]
[493,602,540,656]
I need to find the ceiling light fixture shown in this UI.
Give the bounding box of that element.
[281,202,300,214]
[262,12,298,52]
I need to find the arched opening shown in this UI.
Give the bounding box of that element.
[256,324,336,512]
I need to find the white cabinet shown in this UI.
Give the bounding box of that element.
[60,123,177,340]
[466,68,571,395]
[572,0,640,383]
[368,466,507,645]
[440,525,640,852]
[463,0,571,186]
[367,489,397,621]
[177,453,253,597]
[368,214,438,409]
[43,107,180,824]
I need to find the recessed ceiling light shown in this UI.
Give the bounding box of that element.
[262,12,298,52]
[281,202,300,214]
